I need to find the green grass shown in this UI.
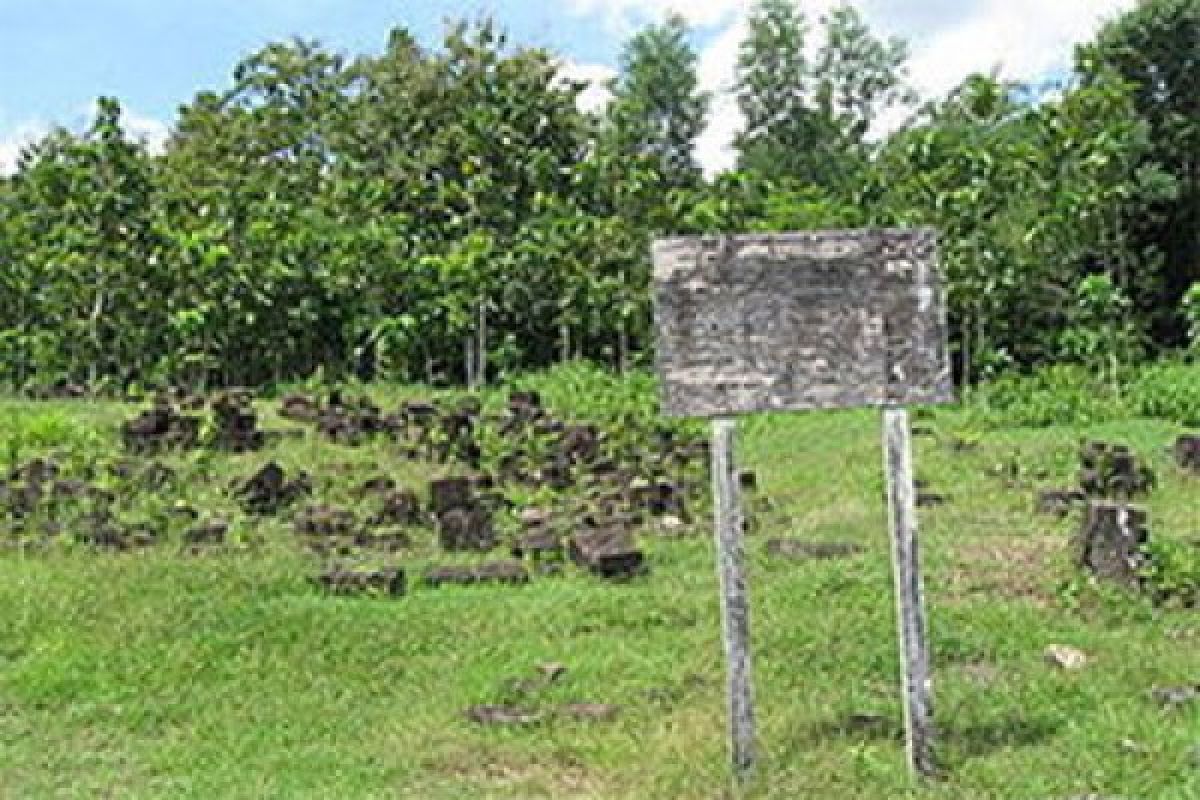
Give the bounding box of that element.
[0,376,1197,799]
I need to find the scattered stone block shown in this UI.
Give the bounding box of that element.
[511,530,564,564]
[766,539,865,561]
[424,561,529,588]
[466,704,542,726]
[569,529,645,579]
[1036,488,1086,517]
[429,477,472,515]
[236,462,311,515]
[295,505,357,537]
[353,529,412,553]
[209,390,266,452]
[437,508,496,552]
[1078,441,1155,498]
[121,402,202,453]
[1176,434,1200,472]
[1075,503,1150,590]
[472,560,530,585]
[316,567,406,597]
[370,490,422,526]
[183,519,229,547]
[423,565,476,588]
[518,507,553,529]
[916,491,947,508]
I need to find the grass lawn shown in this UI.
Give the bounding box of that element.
[0,380,1197,799]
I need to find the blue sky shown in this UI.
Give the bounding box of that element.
[0,0,1136,174]
[0,0,625,131]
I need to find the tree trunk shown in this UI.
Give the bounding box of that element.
[477,299,487,387]
[960,313,972,395]
[463,335,475,390]
[617,321,629,374]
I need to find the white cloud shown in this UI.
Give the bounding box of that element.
[567,0,742,33]
[557,60,618,114]
[82,100,171,155]
[0,120,50,176]
[572,0,1138,174]
[122,109,171,155]
[0,105,170,176]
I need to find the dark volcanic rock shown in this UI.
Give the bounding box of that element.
[121,401,201,453]
[511,530,564,564]
[1036,488,1087,517]
[429,477,472,515]
[1078,441,1155,499]
[916,491,948,508]
[353,529,412,553]
[209,390,266,452]
[295,505,358,537]
[424,560,528,588]
[569,529,645,579]
[472,560,530,585]
[437,508,496,552]
[279,393,320,422]
[1075,503,1150,590]
[316,567,405,597]
[236,462,312,515]
[466,704,542,726]
[766,539,866,561]
[423,565,476,588]
[370,489,422,526]
[184,519,230,547]
[1176,434,1200,473]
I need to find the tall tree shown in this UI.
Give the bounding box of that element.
[735,0,911,189]
[1084,0,1200,344]
[5,100,162,387]
[608,13,710,193]
[734,0,817,181]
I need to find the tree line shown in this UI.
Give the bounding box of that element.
[0,0,1196,391]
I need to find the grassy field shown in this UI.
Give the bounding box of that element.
[0,373,1197,799]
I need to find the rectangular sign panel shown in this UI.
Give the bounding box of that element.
[652,229,954,418]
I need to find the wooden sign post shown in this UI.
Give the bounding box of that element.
[710,417,756,782]
[651,230,953,784]
[883,407,936,777]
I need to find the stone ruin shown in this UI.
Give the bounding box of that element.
[1077,440,1155,499]
[1035,440,1156,517]
[1074,503,1151,591]
[11,383,719,596]
[1175,434,1200,473]
[121,389,279,454]
[121,396,201,453]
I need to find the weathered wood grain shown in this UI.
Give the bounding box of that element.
[652,230,954,418]
[711,417,757,784]
[883,408,937,778]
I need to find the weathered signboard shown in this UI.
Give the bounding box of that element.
[652,228,953,418]
[651,228,952,786]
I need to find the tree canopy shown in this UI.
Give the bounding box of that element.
[1,1,1197,392]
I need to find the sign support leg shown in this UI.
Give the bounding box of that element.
[882,407,936,778]
[711,417,757,785]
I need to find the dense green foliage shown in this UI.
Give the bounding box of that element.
[1,0,1198,391]
[965,362,1200,429]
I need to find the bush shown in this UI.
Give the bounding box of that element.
[1127,362,1200,425]
[969,361,1200,428]
[968,366,1131,428]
